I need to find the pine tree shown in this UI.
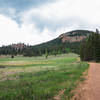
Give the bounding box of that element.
[45,49,48,59]
[80,29,100,62]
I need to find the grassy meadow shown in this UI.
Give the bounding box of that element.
[0,53,89,100]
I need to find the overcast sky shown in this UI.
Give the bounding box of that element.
[0,0,100,46]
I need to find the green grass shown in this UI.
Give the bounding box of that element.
[0,53,89,100]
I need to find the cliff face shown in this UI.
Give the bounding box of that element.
[11,43,26,49]
[59,34,87,43]
[59,30,92,43]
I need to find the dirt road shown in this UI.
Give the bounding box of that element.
[72,62,100,100]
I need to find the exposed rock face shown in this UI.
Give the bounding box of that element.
[59,34,87,43]
[59,30,91,43]
[11,43,26,49]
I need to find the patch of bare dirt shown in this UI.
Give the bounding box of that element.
[54,89,65,100]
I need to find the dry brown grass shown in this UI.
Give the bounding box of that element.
[0,61,52,66]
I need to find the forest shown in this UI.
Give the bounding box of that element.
[80,30,100,62]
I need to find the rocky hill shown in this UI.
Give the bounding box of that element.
[33,30,94,54]
[59,30,92,43]
[11,43,27,50]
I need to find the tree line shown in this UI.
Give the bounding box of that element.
[1,29,100,61]
[0,44,71,58]
[80,29,100,62]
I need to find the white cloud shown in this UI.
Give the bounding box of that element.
[22,0,100,23]
[0,15,55,46]
[22,0,100,28]
[0,0,100,46]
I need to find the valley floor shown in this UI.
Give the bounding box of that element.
[0,54,88,100]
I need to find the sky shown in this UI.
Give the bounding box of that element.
[0,0,100,46]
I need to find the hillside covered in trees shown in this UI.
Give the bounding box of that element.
[80,29,100,62]
[0,30,94,57]
[33,30,93,54]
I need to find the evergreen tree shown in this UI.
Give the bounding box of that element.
[80,30,100,62]
[45,49,48,59]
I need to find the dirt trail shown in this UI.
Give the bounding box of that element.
[72,62,100,100]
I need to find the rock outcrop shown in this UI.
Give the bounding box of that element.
[59,30,92,43]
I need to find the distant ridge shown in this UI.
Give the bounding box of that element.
[0,30,94,55]
[33,30,94,54]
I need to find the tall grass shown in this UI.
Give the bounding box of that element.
[0,54,89,100]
